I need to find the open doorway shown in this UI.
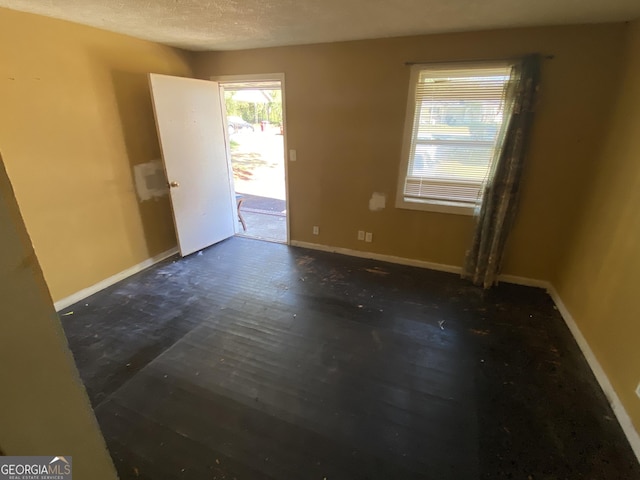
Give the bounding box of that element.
[218,77,288,244]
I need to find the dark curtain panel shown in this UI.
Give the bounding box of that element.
[462,55,541,288]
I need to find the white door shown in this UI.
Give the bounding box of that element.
[149,73,236,257]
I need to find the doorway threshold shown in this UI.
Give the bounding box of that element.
[235,211,286,243]
[235,193,286,243]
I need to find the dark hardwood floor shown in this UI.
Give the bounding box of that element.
[60,237,640,479]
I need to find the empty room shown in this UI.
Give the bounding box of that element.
[1,1,640,479]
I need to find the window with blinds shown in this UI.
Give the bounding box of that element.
[397,62,513,214]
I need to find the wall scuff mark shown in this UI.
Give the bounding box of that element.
[134,160,168,201]
[369,192,386,211]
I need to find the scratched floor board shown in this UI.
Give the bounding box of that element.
[60,236,640,479]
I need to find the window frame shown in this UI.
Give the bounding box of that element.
[395,61,512,216]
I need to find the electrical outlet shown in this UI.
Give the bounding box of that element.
[312,226,319,235]
[635,382,640,399]
[357,230,365,241]
[289,149,297,161]
[365,232,373,243]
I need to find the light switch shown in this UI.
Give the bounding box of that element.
[289,149,297,162]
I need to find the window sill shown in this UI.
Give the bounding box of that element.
[396,198,477,216]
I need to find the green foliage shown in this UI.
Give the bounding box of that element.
[224,90,283,125]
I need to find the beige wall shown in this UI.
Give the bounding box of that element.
[0,11,627,298]
[0,154,117,478]
[0,7,193,301]
[554,19,640,432]
[194,24,626,281]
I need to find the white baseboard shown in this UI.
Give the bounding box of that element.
[497,273,549,289]
[547,285,640,461]
[291,240,550,289]
[54,247,178,311]
[290,240,463,275]
[291,240,639,460]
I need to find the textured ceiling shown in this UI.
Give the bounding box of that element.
[1,0,640,51]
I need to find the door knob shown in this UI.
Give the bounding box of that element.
[169,181,180,188]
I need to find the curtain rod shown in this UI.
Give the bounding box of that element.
[404,54,554,66]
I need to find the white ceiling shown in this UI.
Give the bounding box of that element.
[2,0,640,51]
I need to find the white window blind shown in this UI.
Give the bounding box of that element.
[398,63,513,213]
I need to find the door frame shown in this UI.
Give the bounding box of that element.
[211,73,290,245]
